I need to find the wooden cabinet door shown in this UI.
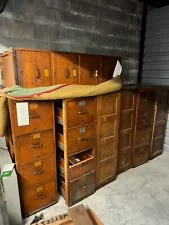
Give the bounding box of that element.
[101,56,119,83]
[96,92,121,188]
[52,52,79,84]
[118,90,136,174]
[16,50,51,87]
[79,55,101,85]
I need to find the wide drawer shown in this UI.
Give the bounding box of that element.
[57,123,96,155]
[135,128,152,148]
[20,180,57,217]
[15,129,55,164]
[66,97,96,128]
[69,172,96,206]
[8,100,54,136]
[133,145,149,167]
[18,156,56,189]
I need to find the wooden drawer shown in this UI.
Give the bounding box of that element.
[18,156,56,189]
[156,104,168,121]
[121,90,136,111]
[133,146,149,167]
[20,180,57,217]
[8,101,54,136]
[138,91,156,113]
[118,149,131,173]
[151,137,164,159]
[120,111,134,131]
[154,122,166,138]
[15,129,55,164]
[66,97,96,128]
[99,137,115,161]
[100,115,116,139]
[98,157,116,186]
[58,150,95,181]
[137,112,153,129]
[57,123,96,155]
[69,172,96,206]
[135,128,152,148]
[101,93,118,116]
[119,130,132,151]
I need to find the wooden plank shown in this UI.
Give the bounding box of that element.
[68,204,94,225]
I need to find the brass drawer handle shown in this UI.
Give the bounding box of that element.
[78,137,88,142]
[29,114,40,119]
[31,143,42,148]
[35,66,40,78]
[81,185,87,189]
[36,193,46,200]
[141,137,145,140]
[142,119,146,123]
[78,110,87,114]
[33,169,44,175]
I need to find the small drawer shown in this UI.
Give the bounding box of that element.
[138,91,156,113]
[66,97,96,128]
[137,113,153,129]
[133,146,149,167]
[57,123,96,155]
[8,100,54,136]
[15,130,55,164]
[20,180,57,217]
[151,137,164,158]
[117,149,131,173]
[18,156,56,189]
[135,128,152,148]
[69,172,96,206]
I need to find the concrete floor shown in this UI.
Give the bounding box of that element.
[25,152,169,225]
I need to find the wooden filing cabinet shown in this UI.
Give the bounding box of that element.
[7,100,57,217]
[2,48,52,88]
[118,90,136,174]
[96,92,121,188]
[55,97,96,206]
[133,88,156,167]
[150,88,169,159]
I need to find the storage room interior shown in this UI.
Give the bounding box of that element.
[0,0,169,225]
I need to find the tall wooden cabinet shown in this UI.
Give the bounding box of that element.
[133,88,156,167]
[7,100,57,217]
[150,88,169,159]
[55,97,96,206]
[96,92,121,188]
[118,90,136,174]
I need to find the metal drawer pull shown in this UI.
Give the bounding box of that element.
[141,137,145,140]
[142,119,146,123]
[35,66,40,78]
[78,110,87,114]
[33,169,44,175]
[81,185,87,189]
[78,137,88,141]
[30,114,40,119]
[31,143,42,148]
[36,193,46,200]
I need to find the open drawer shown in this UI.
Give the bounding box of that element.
[58,149,95,181]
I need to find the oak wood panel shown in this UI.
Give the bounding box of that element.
[133,145,149,167]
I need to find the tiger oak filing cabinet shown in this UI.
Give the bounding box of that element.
[133,88,156,167]
[55,97,97,206]
[118,90,136,174]
[7,100,57,217]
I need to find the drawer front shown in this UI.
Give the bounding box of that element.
[118,150,131,173]
[99,137,115,161]
[66,98,96,128]
[18,156,56,189]
[119,130,132,151]
[151,137,164,158]
[69,172,95,205]
[98,157,116,185]
[9,101,54,135]
[20,181,57,217]
[133,146,149,167]
[137,113,153,129]
[154,122,166,138]
[121,90,135,111]
[16,130,55,164]
[101,93,118,116]
[156,104,168,121]
[138,91,156,113]
[100,115,116,139]
[120,111,134,131]
[69,158,95,181]
[67,123,96,155]
[135,128,152,148]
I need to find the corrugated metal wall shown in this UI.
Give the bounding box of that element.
[142,5,169,152]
